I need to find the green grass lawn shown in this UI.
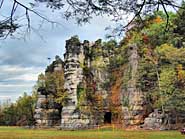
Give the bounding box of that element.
[0,126,184,139]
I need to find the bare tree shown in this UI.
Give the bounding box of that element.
[0,0,184,39]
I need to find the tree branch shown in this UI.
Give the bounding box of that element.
[125,0,146,27]
[0,0,62,39]
[0,0,4,9]
[14,0,57,24]
[159,0,169,31]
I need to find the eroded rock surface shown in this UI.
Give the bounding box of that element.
[34,56,63,127]
[35,36,174,130]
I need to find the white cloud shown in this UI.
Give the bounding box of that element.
[0,65,42,73]
[0,65,43,101]
[6,73,39,82]
[0,65,44,82]
[0,84,34,88]
[0,96,11,99]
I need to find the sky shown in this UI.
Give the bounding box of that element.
[0,0,114,102]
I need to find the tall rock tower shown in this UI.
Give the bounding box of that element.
[122,44,150,126]
[61,36,90,129]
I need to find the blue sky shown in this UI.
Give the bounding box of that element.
[0,0,114,102]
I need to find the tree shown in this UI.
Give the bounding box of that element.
[2,104,17,125]
[15,92,37,126]
[173,1,185,47]
[0,92,37,126]
[0,0,184,38]
[156,67,176,109]
[49,71,68,106]
[36,73,46,88]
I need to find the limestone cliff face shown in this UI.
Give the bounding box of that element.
[35,37,152,129]
[122,44,150,126]
[34,56,64,127]
[61,37,90,129]
[60,37,112,129]
[89,39,111,125]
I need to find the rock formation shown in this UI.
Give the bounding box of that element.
[60,37,112,129]
[34,36,148,129]
[34,56,64,127]
[122,44,151,126]
[34,36,185,130]
[61,37,90,129]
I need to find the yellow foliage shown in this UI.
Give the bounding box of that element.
[153,16,163,23]
[91,56,106,69]
[177,64,185,81]
[156,43,185,62]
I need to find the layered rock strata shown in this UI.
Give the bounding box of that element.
[34,56,63,127]
[61,37,90,129]
[34,37,154,129]
[122,44,150,126]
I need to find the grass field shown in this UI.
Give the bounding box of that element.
[0,126,184,139]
